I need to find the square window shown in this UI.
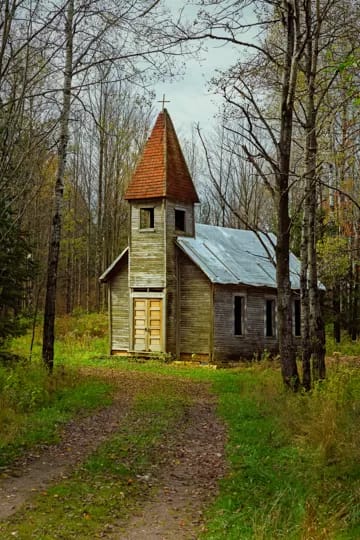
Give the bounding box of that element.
[140,207,154,229]
[175,209,186,232]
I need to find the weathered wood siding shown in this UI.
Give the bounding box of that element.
[165,200,195,353]
[110,257,129,351]
[178,250,211,356]
[213,285,278,361]
[129,200,165,288]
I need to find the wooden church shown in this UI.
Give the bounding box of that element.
[100,108,301,362]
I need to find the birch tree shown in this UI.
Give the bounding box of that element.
[42,0,74,371]
[41,0,181,370]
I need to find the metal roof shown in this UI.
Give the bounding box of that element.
[99,247,128,282]
[176,224,301,289]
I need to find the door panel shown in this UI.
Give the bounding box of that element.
[148,299,162,352]
[133,298,163,352]
[133,299,147,351]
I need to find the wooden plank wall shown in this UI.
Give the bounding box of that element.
[213,285,279,361]
[110,258,129,351]
[178,251,211,356]
[129,200,165,288]
[165,200,195,354]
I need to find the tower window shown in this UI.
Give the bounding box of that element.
[140,207,154,229]
[175,209,186,232]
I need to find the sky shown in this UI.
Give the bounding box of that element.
[150,2,239,141]
[150,1,257,141]
[151,43,229,140]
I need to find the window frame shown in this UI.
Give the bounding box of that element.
[234,293,246,337]
[139,207,155,230]
[174,208,186,232]
[264,297,277,338]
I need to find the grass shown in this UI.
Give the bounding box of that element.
[0,378,191,539]
[325,333,360,357]
[3,312,360,539]
[0,312,111,467]
[0,361,112,467]
[201,363,360,539]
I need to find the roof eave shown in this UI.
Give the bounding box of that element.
[99,247,129,283]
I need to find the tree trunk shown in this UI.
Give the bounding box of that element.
[275,0,300,390]
[42,0,74,371]
[333,282,341,343]
[304,0,325,382]
[95,81,107,312]
[300,186,311,390]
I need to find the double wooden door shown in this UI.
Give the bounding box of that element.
[133,298,163,352]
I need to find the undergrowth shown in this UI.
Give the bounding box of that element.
[0,361,112,467]
[0,379,190,539]
[202,362,360,540]
[325,332,360,356]
[5,313,360,538]
[10,311,108,365]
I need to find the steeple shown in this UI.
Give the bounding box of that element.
[124,109,199,204]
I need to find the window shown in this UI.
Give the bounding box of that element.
[234,295,245,336]
[265,298,276,337]
[294,299,301,337]
[175,209,186,232]
[140,207,154,229]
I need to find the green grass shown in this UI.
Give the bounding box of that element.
[5,313,360,538]
[0,380,190,539]
[10,311,109,366]
[201,364,360,539]
[325,333,360,357]
[0,361,112,467]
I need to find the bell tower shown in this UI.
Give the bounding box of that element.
[124,109,199,355]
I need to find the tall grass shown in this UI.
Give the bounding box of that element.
[1,314,112,467]
[6,313,360,538]
[10,311,108,365]
[203,361,360,539]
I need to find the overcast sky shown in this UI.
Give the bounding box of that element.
[150,1,256,141]
[152,45,228,140]
[149,2,236,140]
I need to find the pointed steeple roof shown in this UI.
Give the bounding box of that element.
[124,109,199,203]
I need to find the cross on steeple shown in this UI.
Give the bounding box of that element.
[157,94,170,111]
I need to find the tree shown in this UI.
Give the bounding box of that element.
[0,197,34,355]
[180,0,360,387]
[42,0,75,372]
[195,122,269,230]
[184,1,307,388]
[296,0,359,383]
[41,0,186,370]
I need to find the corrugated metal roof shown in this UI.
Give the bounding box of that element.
[99,247,128,283]
[176,224,301,289]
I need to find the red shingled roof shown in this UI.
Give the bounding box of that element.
[124,109,199,203]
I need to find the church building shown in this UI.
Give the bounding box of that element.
[100,109,301,362]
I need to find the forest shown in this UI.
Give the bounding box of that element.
[1,0,360,385]
[1,1,360,537]
[0,1,359,366]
